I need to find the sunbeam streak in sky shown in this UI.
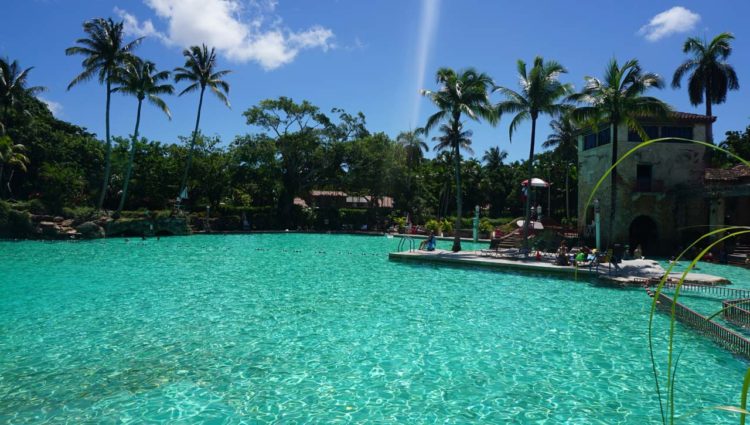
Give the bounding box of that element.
[411,0,441,128]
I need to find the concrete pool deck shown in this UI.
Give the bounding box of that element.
[389,249,731,286]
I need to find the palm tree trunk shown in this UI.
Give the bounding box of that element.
[96,78,112,210]
[0,163,4,198]
[705,84,713,144]
[453,141,462,252]
[179,86,205,200]
[6,169,15,198]
[610,122,618,248]
[117,99,143,215]
[522,117,537,254]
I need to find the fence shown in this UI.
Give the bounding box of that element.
[648,280,750,300]
[656,292,750,359]
[723,298,750,328]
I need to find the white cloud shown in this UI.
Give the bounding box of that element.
[40,97,62,116]
[639,6,700,42]
[116,0,334,70]
[115,7,168,43]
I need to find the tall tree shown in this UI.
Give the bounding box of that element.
[495,56,572,252]
[174,44,231,202]
[672,32,740,144]
[111,57,173,215]
[397,130,429,168]
[0,136,30,198]
[0,58,45,132]
[570,58,669,246]
[243,97,333,226]
[482,146,508,169]
[481,147,510,218]
[543,112,578,163]
[421,68,496,252]
[66,17,142,210]
[396,130,429,216]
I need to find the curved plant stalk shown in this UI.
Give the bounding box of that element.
[663,230,750,423]
[579,136,750,424]
[648,227,749,423]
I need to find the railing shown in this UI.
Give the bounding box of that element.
[633,179,665,193]
[397,236,416,252]
[656,292,750,359]
[723,298,750,327]
[647,280,750,299]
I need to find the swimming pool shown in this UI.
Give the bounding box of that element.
[0,234,746,423]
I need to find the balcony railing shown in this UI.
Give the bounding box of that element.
[633,179,664,193]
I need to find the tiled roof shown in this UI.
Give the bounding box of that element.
[705,164,750,182]
[310,190,347,197]
[647,111,717,123]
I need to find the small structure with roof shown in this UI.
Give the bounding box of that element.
[577,111,716,255]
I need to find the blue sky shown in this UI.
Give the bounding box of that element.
[2,0,748,161]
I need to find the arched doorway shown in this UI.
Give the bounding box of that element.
[629,215,659,256]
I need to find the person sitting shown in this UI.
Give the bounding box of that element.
[633,244,644,259]
[574,251,587,267]
[556,240,569,266]
[419,232,437,251]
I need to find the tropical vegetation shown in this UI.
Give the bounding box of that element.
[495,56,572,251]
[420,68,496,251]
[672,32,740,143]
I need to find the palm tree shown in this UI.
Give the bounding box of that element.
[174,44,231,202]
[0,136,30,198]
[111,57,173,215]
[421,67,496,251]
[396,130,429,168]
[672,32,740,144]
[495,56,572,252]
[432,122,474,155]
[66,17,142,210]
[570,58,669,246]
[482,146,508,169]
[0,57,45,132]
[543,112,578,161]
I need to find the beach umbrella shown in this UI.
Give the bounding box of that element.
[521,178,550,188]
[516,219,544,230]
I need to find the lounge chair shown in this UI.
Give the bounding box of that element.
[480,238,503,257]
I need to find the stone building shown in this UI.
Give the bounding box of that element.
[577,112,715,255]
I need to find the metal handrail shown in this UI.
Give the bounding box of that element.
[396,236,416,252]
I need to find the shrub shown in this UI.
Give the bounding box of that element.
[425,219,441,234]
[479,218,494,234]
[440,218,453,234]
[0,202,34,238]
[62,206,98,222]
[392,216,407,232]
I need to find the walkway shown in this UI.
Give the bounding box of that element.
[389,249,730,285]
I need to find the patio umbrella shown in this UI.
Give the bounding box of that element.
[521,178,550,188]
[516,220,544,230]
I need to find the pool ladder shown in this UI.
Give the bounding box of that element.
[397,236,416,252]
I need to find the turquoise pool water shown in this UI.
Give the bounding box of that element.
[0,234,747,423]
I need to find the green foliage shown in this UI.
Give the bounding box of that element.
[716,125,750,167]
[425,219,441,234]
[479,218,494,234]
[39,163,87,213]
[0,201,33,238]
[62,206,97,222]
[440,218,453,233]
